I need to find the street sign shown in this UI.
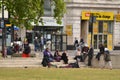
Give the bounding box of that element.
[1,20,4,28]
[89,15,96,23]
[6,24,11,27]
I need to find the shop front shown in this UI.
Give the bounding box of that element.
[32,17,67,51]
[82,11,114,50]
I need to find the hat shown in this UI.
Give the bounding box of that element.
[35,37,38,39]
[105,48,109,51]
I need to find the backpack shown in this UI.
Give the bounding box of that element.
[104,52,111,61]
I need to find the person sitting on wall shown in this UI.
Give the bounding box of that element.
[82,43,89,61]
[74,48,83,63]
[12,43,19,53]
[96,43,105,61]
[79,38,85,50]
[22,44,31,57]
[102,48,112,70]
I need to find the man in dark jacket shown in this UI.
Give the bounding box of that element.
[96,43,105,61]
[88,45,94,66]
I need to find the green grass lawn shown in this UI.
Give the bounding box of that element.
[0,68,120,80]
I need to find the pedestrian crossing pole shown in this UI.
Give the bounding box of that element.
[89,13,96,46]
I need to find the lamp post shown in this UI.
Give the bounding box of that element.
[1,0,6,57]
[89,13,96,46]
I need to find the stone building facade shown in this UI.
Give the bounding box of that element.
[1,0,120,51]
[64,0,120,50]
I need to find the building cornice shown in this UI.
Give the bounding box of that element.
[66,2,120,9]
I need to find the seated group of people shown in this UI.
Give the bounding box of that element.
[1,43,31,58]
[41,48,68,67]
[74,44,94,66]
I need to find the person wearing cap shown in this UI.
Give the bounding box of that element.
[102,48,112,70]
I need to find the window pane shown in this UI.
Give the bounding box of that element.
[108,21,113,34]
[98,21,103,33]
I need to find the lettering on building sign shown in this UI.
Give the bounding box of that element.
[82,11,113,20]
[93,13,110,19]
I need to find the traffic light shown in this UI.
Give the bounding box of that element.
[6,27,11,34]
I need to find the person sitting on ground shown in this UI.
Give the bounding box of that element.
[43,48,54,62]
[42,48,54,67]
[61,50,68,64]
[54,49,61,62]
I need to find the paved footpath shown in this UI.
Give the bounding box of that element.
[0,50,120,68]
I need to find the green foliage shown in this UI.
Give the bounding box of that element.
[52,0,66,24]
[0,0,66,30]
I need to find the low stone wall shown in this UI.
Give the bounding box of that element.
[50,54,120,69]
[91,54,120,69]
[12,53,36,57]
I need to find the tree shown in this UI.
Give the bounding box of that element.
[0,0,66,29]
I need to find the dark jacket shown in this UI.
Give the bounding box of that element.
[61,52,68,64]
[43,50,54,62]
[99,45,105,54]
[23,45,31,54]
[88,47,94,57]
